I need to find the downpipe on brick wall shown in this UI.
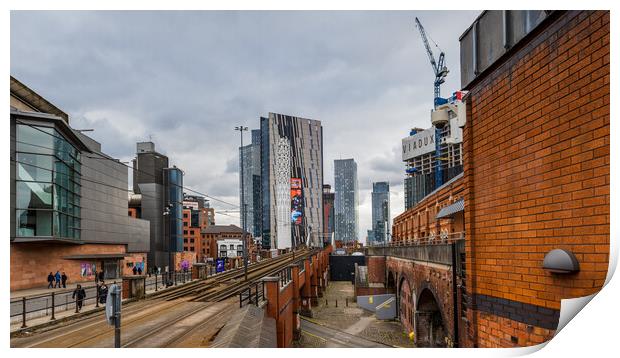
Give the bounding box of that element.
[451,242,459,347]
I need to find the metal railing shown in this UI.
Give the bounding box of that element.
[11,269,197,328]
[373,231,465,247]
[10,281,120,328]
[238,281,266,308]
[277,266,293,288]
[143,270,194,292]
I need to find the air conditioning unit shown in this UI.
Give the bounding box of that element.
[431,108,449,127]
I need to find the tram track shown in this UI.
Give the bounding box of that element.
[12,248,317,348]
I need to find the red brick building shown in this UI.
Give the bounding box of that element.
[459,10,609,347]
[201,225,255,266]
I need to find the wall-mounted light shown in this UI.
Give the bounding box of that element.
[543,249,580,274]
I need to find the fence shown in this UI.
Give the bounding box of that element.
[238,281,266,308]
[10,282,118,328]
[11,269,195,328]
[371,231,465,247]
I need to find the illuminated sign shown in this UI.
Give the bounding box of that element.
[291,178,303,225]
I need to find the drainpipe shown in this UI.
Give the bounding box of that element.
[451,242,459,347]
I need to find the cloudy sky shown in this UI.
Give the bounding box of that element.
[11,10,480,243]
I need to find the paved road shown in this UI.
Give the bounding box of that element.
[300,319,391,348]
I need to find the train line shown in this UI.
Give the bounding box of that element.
[11,248,315,348]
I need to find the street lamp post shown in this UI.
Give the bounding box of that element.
[235,125,249,282]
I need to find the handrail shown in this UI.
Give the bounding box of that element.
[370,231,465,248]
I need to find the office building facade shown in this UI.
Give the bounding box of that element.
[10,77,149,290]
[260,113,323,250]
[239,129,262,238]
[130,141,184,270]
[334,159,358,243]
[371,181,390,245]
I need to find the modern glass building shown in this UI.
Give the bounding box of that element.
[334,158,359,243]
[14,120,83,240]
[260,113,324,250]
[164,167,184,253]
[239,129,262,239]
[371,181,390,245]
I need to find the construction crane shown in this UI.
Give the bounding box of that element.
[414,17,449,108]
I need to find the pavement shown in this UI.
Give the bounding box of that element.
[299,318,390,348]
[294,281,416,348]
[10,272,193,333]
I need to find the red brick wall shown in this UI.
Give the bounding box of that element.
[393,176,465,241]
[463,10,609,347]
[366,256,386,284]
[121,253,147,276]
[10,242,127,291]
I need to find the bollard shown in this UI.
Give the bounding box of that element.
[155,273,158,292]
[346,298,348,307]
[51,292,56,320]
[335,299,338,308]
[326,299,328,306]
[96,285,100,308]
[21,297,27,328]
[255,283,259,306]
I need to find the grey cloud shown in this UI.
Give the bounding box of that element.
[11,10,481,235]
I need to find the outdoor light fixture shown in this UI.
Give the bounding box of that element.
[542,249,580,274]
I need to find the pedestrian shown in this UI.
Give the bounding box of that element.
[132,266,138,275]
[61,272,68,288]
[47,272,54,289]
[54,271,61,288]
[72,284,86,312]
[94,270,99,284]
[98,270,104,283]
[99,283,108,304]
[137,266,142,275]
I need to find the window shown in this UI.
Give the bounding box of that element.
[183,222,188,227]
[237,245,243,250]
[190,238,194,243]
[15,124,81,240]
[183,213,188,218]
[229,244,234,250]
[190,230,194,235]
[183,230,188,235]
[184,238,188,243]
[220,244,226,250]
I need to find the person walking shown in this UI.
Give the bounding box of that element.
[47,272,54,289]
[72,284,86,312]
[132,266,138,275]
[61,272,68,288]
[137,266,142,275]
[99,283,108,304]
[98,270,104,283]
[54,271,61,288]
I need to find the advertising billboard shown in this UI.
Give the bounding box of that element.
[291,178,303,225]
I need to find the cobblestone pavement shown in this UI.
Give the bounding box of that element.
[297,281,416,348]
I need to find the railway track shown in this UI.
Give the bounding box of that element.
[11,247,318,348]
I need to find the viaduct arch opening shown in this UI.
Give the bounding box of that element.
[416,288,447,347]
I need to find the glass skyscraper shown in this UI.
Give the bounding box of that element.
[239,129,261,238]
[371,181,390,245]
[260,113,323,250]
[334,159,358,243]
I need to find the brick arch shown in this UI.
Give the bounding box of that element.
[386,270,397,292]
[398,275,415,333]
[416,284,448,347]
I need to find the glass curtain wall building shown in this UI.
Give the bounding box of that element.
[334,159,359,243]
[371,181,390,245]
[260,113,324,250]
[14,121,84,240]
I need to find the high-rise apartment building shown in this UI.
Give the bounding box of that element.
[371,181,390,245]
[322,184,335,247]
[334,159,358,243]
[260,113,323,250]
[239,129,262,238]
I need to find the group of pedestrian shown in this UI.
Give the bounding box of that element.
[47,271,67,289]
[132,265,143,275]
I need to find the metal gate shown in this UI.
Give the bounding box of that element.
[329,255,365,281]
